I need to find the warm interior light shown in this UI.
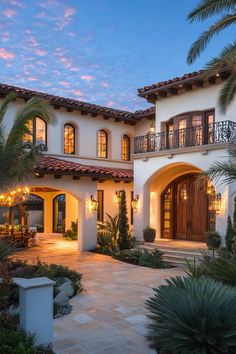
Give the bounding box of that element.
[0,186,29,207]
[208,193,221,213]
[149,120,155,134]
[116,191,122,204]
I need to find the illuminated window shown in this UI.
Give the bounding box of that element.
[122,135,130,161]
[23,117,46,147]
[98,130,108,158]
[64,124,75,154]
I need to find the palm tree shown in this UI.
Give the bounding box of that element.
[187,0,236,113]
[0,93,55,192]
[205,148,236,184]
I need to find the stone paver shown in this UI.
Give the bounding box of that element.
[15,235,184,354]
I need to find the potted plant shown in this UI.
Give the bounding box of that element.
[205,231,221,250]
[143,227,156,243]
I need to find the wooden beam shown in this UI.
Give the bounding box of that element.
[92,177,99,181]
[80,111,88,115]
[54,175,62,179]
[184,84,192,91]
[98,179,106,183]
[124,180,131,184]
[54,105,61,110]
[195,80,204,88]
[67,107,73,112]
[91,113,98,117]
[169,88,178,95]
[35,173,44,179]
[159,91,167,98]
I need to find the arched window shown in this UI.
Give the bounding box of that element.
[122,135,130,161]
[23,117,47,149]
[64,124,75,154]
[53,194,66,233]
[98,130,108,158]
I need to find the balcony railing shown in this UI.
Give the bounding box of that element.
[134,120,236,154]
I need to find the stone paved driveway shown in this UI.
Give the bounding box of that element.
[15,236,184,354]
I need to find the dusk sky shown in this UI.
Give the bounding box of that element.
[0,0,234,111]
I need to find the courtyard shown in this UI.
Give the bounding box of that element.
[15,235,184,354]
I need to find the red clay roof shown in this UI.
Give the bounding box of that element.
[35,156,133,181]
[138,70,204,95]
[0,83,154,123]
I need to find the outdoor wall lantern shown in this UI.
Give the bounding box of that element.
[115,191,122,204]
[90,195,98,213]
[131,195,139,212]
[209,193,222,214]
[149,120,155,134]
[181,184,188,201]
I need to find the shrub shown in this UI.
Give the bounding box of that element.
[114,247,168,268]
[0,327,36,354]
[63,220,77,240]
[117,190,131,250]
[146,276,236,353]
[97,213,120,240]
[143,227,156,243]
[225,215,235,252]
[113,248,143,264]
[205,231,221,250]
[10,259,82,294]
[185,258,205,278]
[0,241,16,262]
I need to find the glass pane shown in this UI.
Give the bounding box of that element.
[53,194,65,233]
[64,124,75,154]
[23,120,33,144]
[98,130,108,158]
[97,190,104,222]
[36,117,46,145]
[164,220,170,228]
[122,135,130,161]
[164,211,170,219]
[178,119,186,147]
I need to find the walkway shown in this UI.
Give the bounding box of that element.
[15,235,184,354]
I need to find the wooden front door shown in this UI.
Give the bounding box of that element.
[162,174,209,242]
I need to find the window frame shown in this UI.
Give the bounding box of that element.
[23,116,47,148]
[98,129,108,158]
[97,190,104,222]
[122,134,131,161]
[64,123,76,155]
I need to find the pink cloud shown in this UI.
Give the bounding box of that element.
[3,9,17,17]
[35,49,47,56]
[59,81,70,88]
[64,7,76,19]
[0,48,15,60]
[27,77,38,81]
[73,89,84,97]
[81,75,94,82]
[101,81,111,88]
[106,100,116,107]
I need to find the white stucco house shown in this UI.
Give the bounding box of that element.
[0,67,235,250]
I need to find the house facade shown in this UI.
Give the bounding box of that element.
[0,68,235,249]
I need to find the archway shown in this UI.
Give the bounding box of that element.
[53,194,66,233]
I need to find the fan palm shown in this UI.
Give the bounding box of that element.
[0,93,55,192]
[205,148,236,184]
[187,0,236,113]
[97,213,120,240]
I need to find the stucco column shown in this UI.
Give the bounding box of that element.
[77,179,97,251]
[214,179,236,246]
[134,184,150,241]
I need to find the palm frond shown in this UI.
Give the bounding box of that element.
[188,0,236,23]
[187,14,236,64]
[204,41,236,74]
[205,161,236,185]
[6,97,55,149]
[218,73,236,113]
[0,92,17,125]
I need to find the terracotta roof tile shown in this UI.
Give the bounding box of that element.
[0,82,154,122]
[35,156,133,180]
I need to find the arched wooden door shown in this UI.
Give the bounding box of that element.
[161,174,215,242]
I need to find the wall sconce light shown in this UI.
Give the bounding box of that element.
[116,191,122,204]
[207,180,215,195]
[149,120,155,134]
[90,195,98,213]
[131,195,139,211]
[209,193,221,214]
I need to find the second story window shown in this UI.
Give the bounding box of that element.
[64,124,75,154]
[23,117,47,148]
[98,129,108,158]
[122,135,130,161]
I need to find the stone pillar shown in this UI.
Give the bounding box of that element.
[18,205,26,226]
[14,277,55,348]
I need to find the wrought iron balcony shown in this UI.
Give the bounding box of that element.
[134,120,236,154]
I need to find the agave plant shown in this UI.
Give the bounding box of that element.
[0,241,15,262]
[146,276,236,353]
[187,0,236,113]
[97,213,120,240]
[0,93,55,192]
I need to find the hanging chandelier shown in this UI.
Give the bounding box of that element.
[0,187,29,207]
